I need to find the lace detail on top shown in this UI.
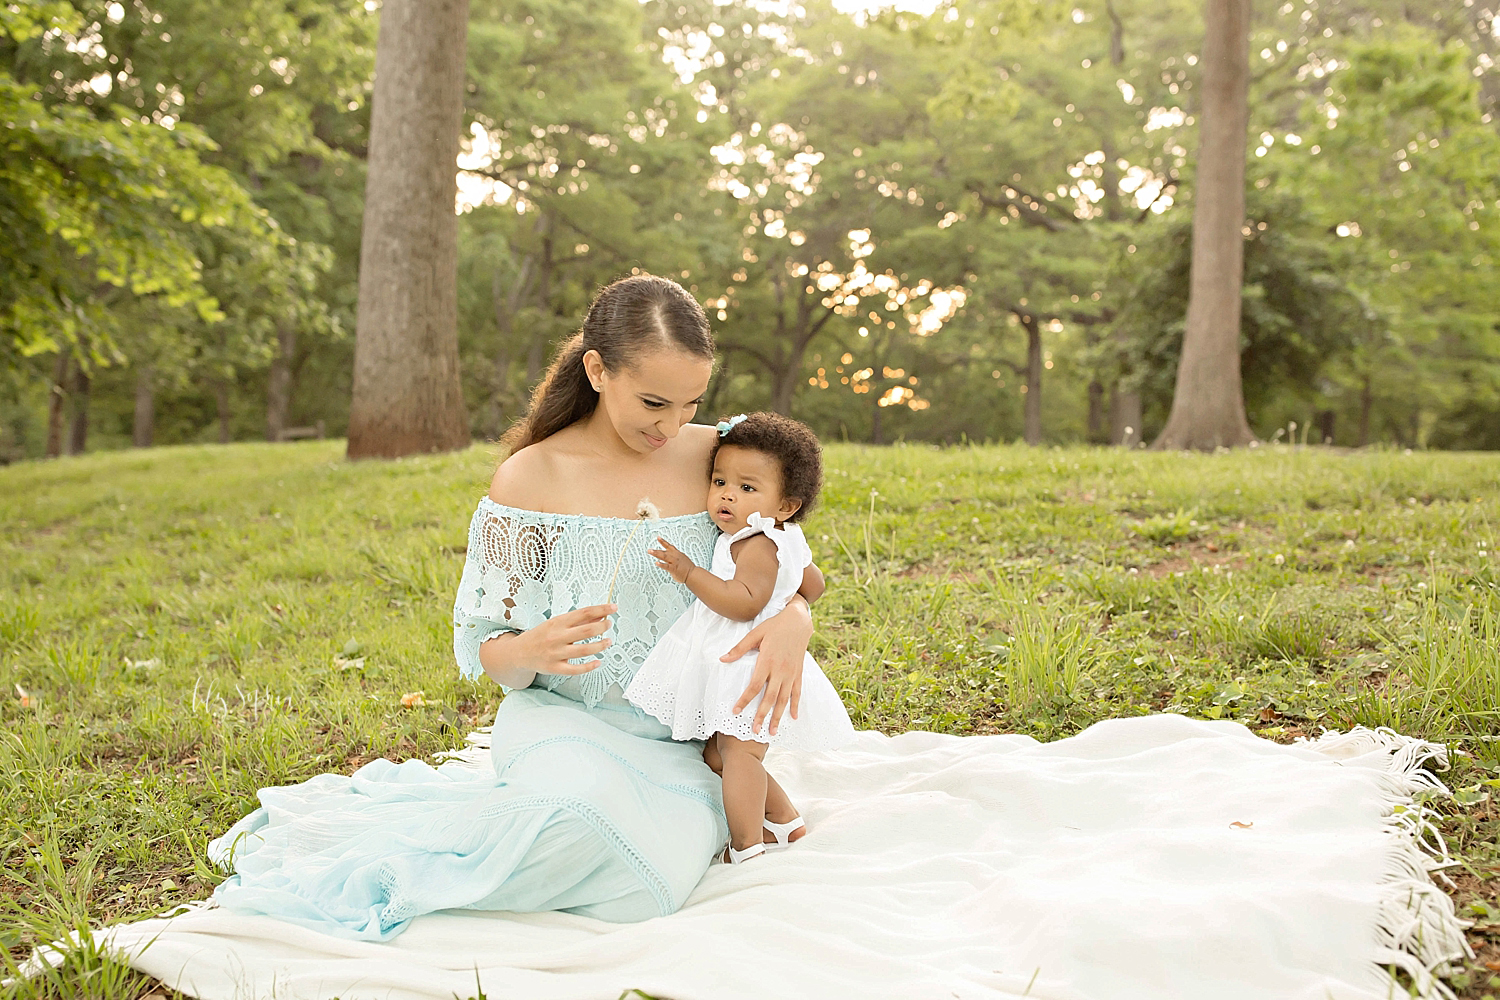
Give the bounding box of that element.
[452,498,718,706]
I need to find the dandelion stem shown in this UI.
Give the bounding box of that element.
[605,519,645,605]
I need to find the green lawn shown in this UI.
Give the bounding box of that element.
[3,440,1500,997]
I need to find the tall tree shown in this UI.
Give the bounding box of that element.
[347,0,471,458]
[1152,0,1255,449]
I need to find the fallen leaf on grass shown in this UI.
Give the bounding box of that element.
[400,691,428,708]
[14,683,35,709]
[1454,786,1491,807]
[1230,821,1254,829]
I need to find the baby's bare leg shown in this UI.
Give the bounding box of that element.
[702,738,723,775]
[762,775,805,844]
[707,738,803,844]
[717,734,769,852]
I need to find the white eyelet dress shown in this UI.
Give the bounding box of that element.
[624,512,856,751]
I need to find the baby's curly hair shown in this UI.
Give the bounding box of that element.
[711,412,823,523]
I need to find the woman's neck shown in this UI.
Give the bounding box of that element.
[492,419,715,519]
[575,407,647,460]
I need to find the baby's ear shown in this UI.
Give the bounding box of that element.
[778,497,802,521]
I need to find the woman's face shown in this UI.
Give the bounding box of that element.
[586,347,713,455]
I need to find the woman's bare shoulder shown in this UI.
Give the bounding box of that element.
[488,443,561,507]
[678,422,718,462]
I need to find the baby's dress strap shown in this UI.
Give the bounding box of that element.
[725,512,774,543]
[757,517,813,576]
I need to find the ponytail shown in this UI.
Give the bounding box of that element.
[501,334,596,453]
[500,274,714,455]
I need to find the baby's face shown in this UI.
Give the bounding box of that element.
[708,446,798,532]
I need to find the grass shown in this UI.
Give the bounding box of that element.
[2,439,1499,998]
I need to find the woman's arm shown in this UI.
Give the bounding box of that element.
[476,604,618,688]
[721,594,813,736]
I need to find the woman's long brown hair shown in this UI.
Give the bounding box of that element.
[501,275,714,453]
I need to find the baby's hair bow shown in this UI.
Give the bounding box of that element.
[715,414,748,437]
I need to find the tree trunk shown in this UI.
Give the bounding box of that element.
[526,332,546,389]
[266,324,297,441]
[1086,379,1107,442]
[703,352,730,416]
[1111,386,1143,447]
[1151,0,1256,451]
[524,232,555,389]
[490,251,533,434]
[488,345,512,439]
[67,362,90,456]
[215,379,232,444]
[769,363,798,416]
[346,0,472,459]
[1358,372,1372,447]
[1021,314,1043,445]
[46,353,69,458]
[133,364,155,448]
[1314,409,1334,445]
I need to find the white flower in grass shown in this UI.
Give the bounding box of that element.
[1273,553,1285,566]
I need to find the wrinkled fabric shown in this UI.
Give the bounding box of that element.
[209,688,728,939]
[106,715,1459,1000]
[207,500,727,939]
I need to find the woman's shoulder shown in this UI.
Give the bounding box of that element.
[677,422,717,462]
[488,444,561,509]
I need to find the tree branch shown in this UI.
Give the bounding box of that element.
[968,183,1071,232]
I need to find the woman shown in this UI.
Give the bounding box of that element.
[208,274,820,940]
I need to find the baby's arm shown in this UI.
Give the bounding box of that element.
[650,535,780,622]
[799,562,825,603]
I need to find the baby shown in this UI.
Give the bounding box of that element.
[624,412,855,863]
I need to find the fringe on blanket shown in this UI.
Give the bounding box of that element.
[418,722,1485,1000]
[1299,726,1474,1000]
[434,726,495,771]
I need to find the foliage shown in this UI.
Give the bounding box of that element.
[2,0,1499,452]
[0,0,374,451]
[0,4,266,359]
[1106,189,1364,425]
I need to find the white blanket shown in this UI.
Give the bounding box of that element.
[85,714,1469,1000]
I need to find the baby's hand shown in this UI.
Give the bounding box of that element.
[648,537,696,584]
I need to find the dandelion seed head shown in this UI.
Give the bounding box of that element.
[636,498,662,521]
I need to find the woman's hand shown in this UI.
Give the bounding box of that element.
[721,595,813,736]
[479,604,616,688]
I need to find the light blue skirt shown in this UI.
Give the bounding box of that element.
[208,688,729,940]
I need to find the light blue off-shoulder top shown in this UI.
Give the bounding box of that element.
[452,498,720,707]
